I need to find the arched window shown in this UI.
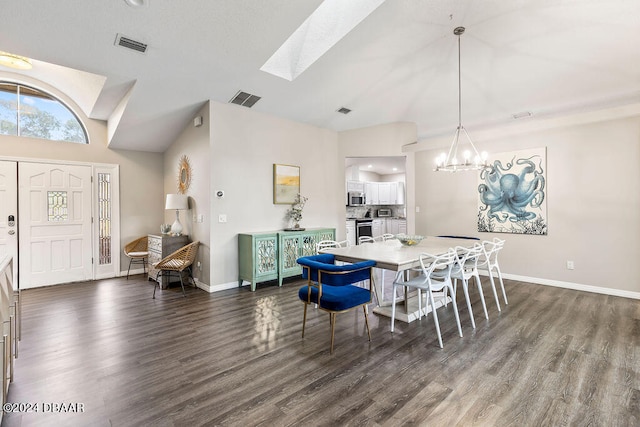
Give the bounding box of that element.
[0,82,88,144]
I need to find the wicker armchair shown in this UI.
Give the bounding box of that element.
[124,236,149,279]
[152,241,200,298]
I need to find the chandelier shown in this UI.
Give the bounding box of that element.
[434,27,487,172]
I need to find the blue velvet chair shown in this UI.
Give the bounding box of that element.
[296,254,376,354]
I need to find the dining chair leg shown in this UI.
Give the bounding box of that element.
[474,273,489,319]
[363,306,371,341]
[448,282,463,338]
[179,274,187,297]
[495,265,508,305]
[126,259,133,280]
[461,279,476,329]
[487,273,501,312]
[302,303,308,338]
[390,284,399,333]
[330,313,336,354]
[153,271,163,299]
[427,288,443,349]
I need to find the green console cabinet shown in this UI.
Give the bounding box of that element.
[238,228,335,291]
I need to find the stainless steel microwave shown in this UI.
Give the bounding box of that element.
[347,192,366,206]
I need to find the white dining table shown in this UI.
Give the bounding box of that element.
[320,236,477,323]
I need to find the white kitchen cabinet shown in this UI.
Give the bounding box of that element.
[395,182,405,205]
[386,219,399,235]
[365,182,379,205]
[346,220,356,246]
[372,219,385,238]
[347,180,365,193]
[378,182,391,204]
[386,218,407,235]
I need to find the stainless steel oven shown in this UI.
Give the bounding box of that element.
[355,219,373,244]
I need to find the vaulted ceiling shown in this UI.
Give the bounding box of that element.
[1,0,638,152]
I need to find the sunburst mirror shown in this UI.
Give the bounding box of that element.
[177,155,192,194]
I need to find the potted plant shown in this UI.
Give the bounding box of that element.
[285,193,308,230]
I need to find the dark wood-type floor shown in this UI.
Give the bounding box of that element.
[2,274,639,426]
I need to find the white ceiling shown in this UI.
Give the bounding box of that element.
[1,0,638,153]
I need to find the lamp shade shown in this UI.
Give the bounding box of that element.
[165,194,188,210]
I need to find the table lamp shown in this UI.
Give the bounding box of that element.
[165,194,188,236]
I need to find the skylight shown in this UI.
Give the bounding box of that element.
[260,0,386,81]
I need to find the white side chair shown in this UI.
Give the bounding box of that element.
[358,236,375,245]
[478,238,507,311]
[436,244,488,328]
[381,233,395,241]
[316,240,346,253]
[391,249,463,348]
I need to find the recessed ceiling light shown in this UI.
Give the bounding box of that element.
[0,51,32,70]
[392,167,398,171]
[367,164,373,168]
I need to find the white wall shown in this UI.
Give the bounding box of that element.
[209,101,343,289]
[412,113,640,296]
[0,72,165,273]
[163,103,210,287]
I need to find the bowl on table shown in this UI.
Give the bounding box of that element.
[396,234,424,246]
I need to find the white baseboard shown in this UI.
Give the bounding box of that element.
[203,274,640,300]
[486,272,640,300]
[205,280,250,293]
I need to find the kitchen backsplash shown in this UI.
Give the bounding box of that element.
[346,206,406,219]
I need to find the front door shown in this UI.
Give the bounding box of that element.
[18,162,93,288]
[0,160,18,285]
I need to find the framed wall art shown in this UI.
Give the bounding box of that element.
[273,164,300,204]
[477,147,547,235]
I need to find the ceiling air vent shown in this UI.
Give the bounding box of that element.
[229,91,261,108]
[337,107,352,114]
[115,33,148,54]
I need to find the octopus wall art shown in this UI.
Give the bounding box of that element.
[477,147,547,235]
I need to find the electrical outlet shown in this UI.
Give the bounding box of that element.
[218,214,227,223]
[566,260,574,270]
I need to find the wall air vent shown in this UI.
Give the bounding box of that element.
[229,91,261,108]
[115,33,148,54]
[337,107,352,114]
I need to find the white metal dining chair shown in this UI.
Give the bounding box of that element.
[316,239,348,254]
[358,236,376,244]
[380,233,395,241]
[358,235,391,300]
[435,244,488,328]
[478,238,507,311]
[391,249,462,348]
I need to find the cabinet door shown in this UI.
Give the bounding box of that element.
[398,220,407,234]
[372,220,384,237]
[317,229,335,243]
[347,180,364,192]
[389,183,398,204]
[255,235,278,279]
[280,234,302,274]
[346,222,355,246]
[378,183,391,204]
[366,182,378,205]
[395,182,405,205]
[387,219,399,235]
